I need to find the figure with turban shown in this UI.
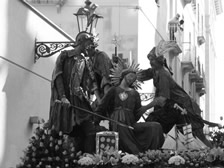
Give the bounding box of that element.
[137,41,212,147]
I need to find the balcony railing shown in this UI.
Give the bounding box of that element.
[188,69,205,97]
[168,24,183,50]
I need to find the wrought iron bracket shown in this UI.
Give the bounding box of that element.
[34,39,75,63]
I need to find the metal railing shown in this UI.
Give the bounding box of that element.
[168,24,183,49]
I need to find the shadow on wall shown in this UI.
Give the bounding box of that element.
[1,0,33,167]
[1,0,55,167]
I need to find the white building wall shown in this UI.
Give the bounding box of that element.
[195,0,206,109]
[0,0,74,167]
[137,0,158,94]
[205,0,217,122]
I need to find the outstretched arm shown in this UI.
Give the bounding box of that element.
[138,68,154,82]
[137,71,170,116]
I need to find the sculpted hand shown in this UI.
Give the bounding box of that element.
[61,97,70,106]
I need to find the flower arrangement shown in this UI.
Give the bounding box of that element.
[17,126,224,168]
[209,126,224,148]
[168,155,185,165]
[121,154,139,165]
[77,155,95,166]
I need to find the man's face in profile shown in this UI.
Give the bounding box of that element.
[82,40,95,56]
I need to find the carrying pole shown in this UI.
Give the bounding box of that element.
[55,100,134,130]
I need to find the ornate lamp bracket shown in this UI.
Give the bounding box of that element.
[34,39,75,63]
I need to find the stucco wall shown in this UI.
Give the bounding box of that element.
[0,0,74,167]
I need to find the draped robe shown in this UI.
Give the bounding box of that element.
[96,86,164,154]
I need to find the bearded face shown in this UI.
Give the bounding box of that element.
[86,44,96,57]
[81,40,95,56]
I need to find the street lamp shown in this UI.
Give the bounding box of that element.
[73,0,103,34]
[34,0,103,62]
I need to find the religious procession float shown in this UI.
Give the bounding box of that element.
[16,1,224,168]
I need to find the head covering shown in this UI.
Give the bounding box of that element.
[147,47,157,59]
[75,31,98,48]
[156,39,182,56]
[147,40,176,75]
[147,46,165,65]
[148,40,182,61]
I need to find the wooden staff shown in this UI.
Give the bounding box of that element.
[55,100,134,130]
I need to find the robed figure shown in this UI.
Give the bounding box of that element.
[95,64,164,154]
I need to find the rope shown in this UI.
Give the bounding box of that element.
[0,56,51,83]
[138,7,165,41]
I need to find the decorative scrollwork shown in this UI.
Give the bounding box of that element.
[35,41,75,62]
[139,93,155,101]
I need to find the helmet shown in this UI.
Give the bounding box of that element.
[75,31,99,48]
[75,31,92,44]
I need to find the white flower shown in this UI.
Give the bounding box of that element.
[47,129,51,135]
[59,131,63,136]
[35,135,39,140]
[55,156,60,161]
[71,147,75,152]
[40,142,44,147]
[110,156,119,166]
[58,140,62,145]
[168,155,185,165]
[49,136,53,141]
[78,156,95,166]
[121,153,139,165]
[32,146,36,151]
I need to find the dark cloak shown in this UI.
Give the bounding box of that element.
[49,49,93,134]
